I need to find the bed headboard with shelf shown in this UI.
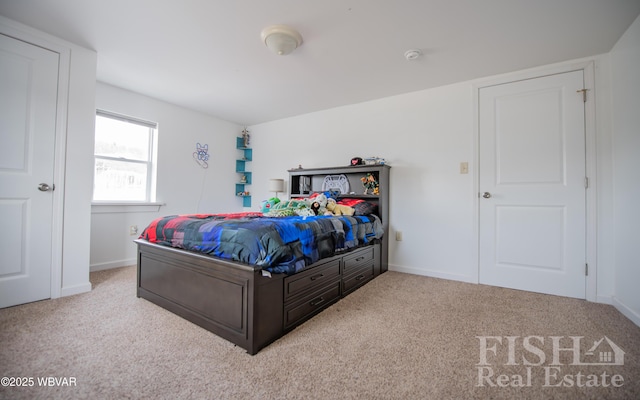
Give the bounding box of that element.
[288,164,391,272]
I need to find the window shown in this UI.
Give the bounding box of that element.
[93,110,157,202]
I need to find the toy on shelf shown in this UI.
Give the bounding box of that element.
[361,173,379,195]
[241,128,250,147]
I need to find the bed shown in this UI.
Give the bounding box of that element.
[136,164,390,354]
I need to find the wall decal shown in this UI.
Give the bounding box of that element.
[193,142,209,168]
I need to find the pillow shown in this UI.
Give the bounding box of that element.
[337,198,363,207]
[265,200,312,217]
[352,201,378,216]
[266,208,296,217]
[336,198,378,215]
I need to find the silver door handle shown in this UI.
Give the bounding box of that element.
[482,192,491,199]
[38,183,54,192]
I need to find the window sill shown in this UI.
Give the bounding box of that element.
[91,202,165,214]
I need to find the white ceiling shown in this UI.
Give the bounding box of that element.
[2,0,639,126]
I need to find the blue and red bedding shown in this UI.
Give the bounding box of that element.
[139,212,383,274]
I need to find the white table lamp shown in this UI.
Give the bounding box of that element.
[268,179,285,199]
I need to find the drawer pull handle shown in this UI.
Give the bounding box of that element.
[310,273,324,281]
[310,297,325,306]
[355,274,366,281]
[355,256,365,262]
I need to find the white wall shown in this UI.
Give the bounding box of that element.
[0,16,97,297]
[61,42,97,296]
[90,83,242,270]
[249,55,618,301]
[250,84,477,282]
[610,14,640,325]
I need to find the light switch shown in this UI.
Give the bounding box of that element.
[460,162,469,174]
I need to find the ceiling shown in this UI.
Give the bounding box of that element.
[2,1,639,126]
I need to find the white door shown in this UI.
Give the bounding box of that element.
[478,70,586,299]
[0,34,59,308]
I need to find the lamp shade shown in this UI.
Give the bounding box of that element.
[268,179,285,193]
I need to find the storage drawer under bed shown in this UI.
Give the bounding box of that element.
[343,246,375,275]
[342,263,375,295]
[284,258,341,301]
[283,280,341,329]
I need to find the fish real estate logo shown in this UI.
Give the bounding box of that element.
[476,336,625,388]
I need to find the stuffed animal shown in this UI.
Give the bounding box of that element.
[325,198,355,216]
[310,201,321,215]
[307,193,329,215]
[260,197,280,214]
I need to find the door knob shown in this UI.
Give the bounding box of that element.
[38,183,54,192]
[482,192,492,199]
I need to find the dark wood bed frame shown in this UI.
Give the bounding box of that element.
[136,164,390,354]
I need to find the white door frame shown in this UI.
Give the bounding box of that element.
[472,59,597,302]
[0,23,71,300]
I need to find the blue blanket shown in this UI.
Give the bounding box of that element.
[139,213,383,274]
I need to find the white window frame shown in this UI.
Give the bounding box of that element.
[92,110,161,211]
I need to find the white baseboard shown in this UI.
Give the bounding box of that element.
[389,264,477,284]
[596,294,614,305]
[60,282,92,297]
[612,296,640,328]
[90,258,136,272]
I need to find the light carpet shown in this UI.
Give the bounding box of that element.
[1,266,639,399]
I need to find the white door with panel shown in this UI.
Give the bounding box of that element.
[478,70,586,299]
[0,34,59,308]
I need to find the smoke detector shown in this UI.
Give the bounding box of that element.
[404,49,422,61]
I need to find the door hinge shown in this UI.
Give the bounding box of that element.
[585,177,589,189]
[585,263,589,276]
[577,88,589,102]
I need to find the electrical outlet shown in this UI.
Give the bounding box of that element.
[129,225,138,236]
[396,231,403,241]
[460,162,469,174]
